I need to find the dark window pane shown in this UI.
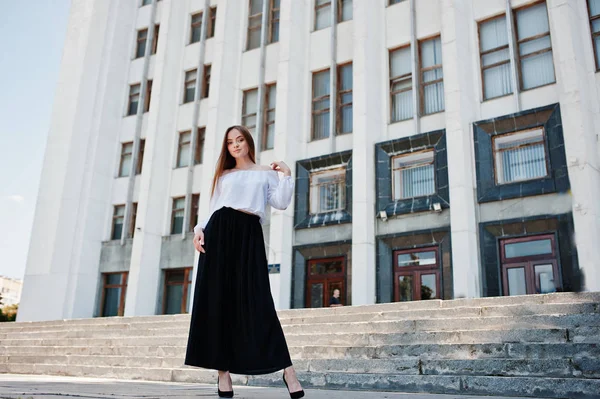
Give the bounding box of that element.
[167,270,185,283]
[397,251,436,267]
[505,239,552,258]
[102,287,121,317]
[534,264,556,294]
[107,274,122,285]
[420,274,437,300]
[112,222,123,240]
[310,283,324,308]
[165,284,184,314]
[398,275,413,301]
[310,260,343,275]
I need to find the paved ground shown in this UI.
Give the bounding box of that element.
[0,374,542,399]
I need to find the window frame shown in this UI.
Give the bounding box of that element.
[127,84,141,116]
[111,205,126,240]
[389,45,413,123]
[512,1,556,92]
[184,69,197,104]
[393,247,440,302]
[189,194,200,232]
[128,202,138,239]
[338,0,352,22]
[119,142,133,177]
[100,272,128,317]
[311,68,331,141]
[171,197,186,235]
[478,14,513,101]
[136,139,145,175]
[391,149,436,201]
[152,24,159,54]
[177,131,192,168]
[418,35,444,116]
[242,88,259,132]
[247,0,263,51]
[263,83,277,150]
[309,167,346,214]
[195,127,205,165]
[314,0,332,31]
[336,62,353,135]
[162,267,193,314]
[190,7,217,44]
[491,127,550,185]
[588,0,600,71]
[268,0,280,44]
[202,64,211,99]
[135,28,148,59]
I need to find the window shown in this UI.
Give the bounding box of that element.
[100,272,128,317]
[306,257,345,308]
[202,65,211,99]
[339,0,352,22]
[493,127,548,184]
[390,46,413,122]
[136,139,145,175]
[264,84,276,150]
[144,80,153,112]
[514,2,555,90]
[171,197,185,234]
[419,36,444,115]
[111,205,125,240]
[135,25,159,58]
[128,84,140,116]
[247,0,263,50]
[135,29,148,58]
[242,89,258,134]
[312,69,330,140]
[500,234,560,296]
[310,168,345,214]
[189,194,200,232]
[337,63,352,134]
[394,248,439,302]
[177,131,191,168]
[389,0,406,4]
[588,0,600,70]
[119,142,133,177]
[163,268,193,314]
[392,151,435,200]
[184,69,197,103]
[128,202,138,239]
[190,7,217,43]
[315,0,331,30]
[195,127,205,164]
[479,16,512,100]
[142,0,152,5]
[269,0,280,43]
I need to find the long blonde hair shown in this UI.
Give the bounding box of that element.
[210,125,256,197]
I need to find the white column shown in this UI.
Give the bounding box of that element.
[548,0,600,291]
[18,0,137,321]
[441,0,481,298]
[125,2,186,316]
[351,1,385,305]
[270,0,309,309]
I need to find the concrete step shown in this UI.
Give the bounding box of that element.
[1,302,597,334]
[5,354,598,379]
[1,312,597,340]
[0,327,576,348]
[1,292,597,332]
[1,362,598,399]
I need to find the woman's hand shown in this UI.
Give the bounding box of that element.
[193,230,205,253]
[269,160,291,176]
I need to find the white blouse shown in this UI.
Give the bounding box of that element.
[193,169,295,234]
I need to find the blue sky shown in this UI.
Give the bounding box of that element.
[0,0,71,279]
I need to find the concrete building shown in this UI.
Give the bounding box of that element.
[18,0,600,322]
[0,276,23,307]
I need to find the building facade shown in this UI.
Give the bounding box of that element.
[0,276,23,307]
[18,0,600,322]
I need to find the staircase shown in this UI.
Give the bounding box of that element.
[1,292,599,398]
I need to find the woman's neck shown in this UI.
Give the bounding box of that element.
[234,157,255,170]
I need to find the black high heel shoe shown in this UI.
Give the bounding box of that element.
[283,373,305,399]
[217,375,234,398]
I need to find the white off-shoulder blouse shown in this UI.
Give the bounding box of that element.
[193,169,295,234]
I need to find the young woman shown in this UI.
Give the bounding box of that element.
[184,125,305,398]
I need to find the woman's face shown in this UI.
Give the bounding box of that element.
[226,129,249,159]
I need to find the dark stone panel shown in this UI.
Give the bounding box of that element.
[376,228,452,303]
[295,151,353,229]
[479,213,579,297]
[474,104,570,203]
[375,130,449,217]
[292,240,352,308]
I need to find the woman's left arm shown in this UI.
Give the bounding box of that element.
[267,161,295,210]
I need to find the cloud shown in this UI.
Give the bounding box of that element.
[5,195,25,203]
